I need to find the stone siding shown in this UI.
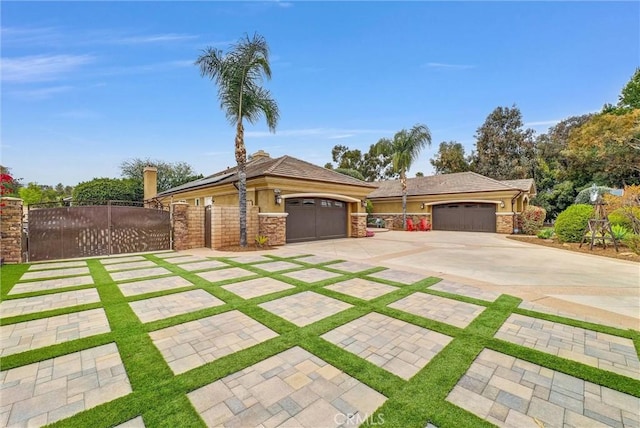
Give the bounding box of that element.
[0,197,24,264]
[258,214,287,246]
[171,202,190,251]
[350,213,368,238]
[212,206,259,249]
[496,214,514,234]
[374,214,431,231]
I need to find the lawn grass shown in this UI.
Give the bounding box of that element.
[1,252,639,428]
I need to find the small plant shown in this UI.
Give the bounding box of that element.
[521,206,546,235]
[610,224,629,241]
[255,235,269,248]
[623,234,640,255]
[554,204,594,243]
[536,227,554,239]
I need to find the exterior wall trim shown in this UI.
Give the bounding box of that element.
[422,199,503,206]
[350,213,368,217]
[496,212,516,216]
[258,213,289,218]
[373,212,431,216]
[282,193,361,203]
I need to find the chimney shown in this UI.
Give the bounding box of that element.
[143,166,158,205]
[250,150,270,161]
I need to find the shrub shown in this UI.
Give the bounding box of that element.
[536,228,554,239]
[623,234,640,255]
[520,206,546,235]
[608,207,640,232]
[574,186,613,205]
[554,204,593,243]
[73,178,143,204]
[610,224,629,241]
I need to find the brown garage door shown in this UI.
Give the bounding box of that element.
[285,198,347,243]
[432,203,496,233]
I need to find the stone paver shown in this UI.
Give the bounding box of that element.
[518,301,626,329]
[197,267,257,283]
[495,314,640,380]
[150,310,278,374]
[447,348,640,428]
[430,280,501,302]
[0,289,101,318]
[281,268,343,283]
[20,267,90,281]
[253,261,301,272]
[325,278,397,301]
[389,292,485,328]
[188,346,386,427]
[110,267,172,282]
[118,276,194,297]
[9,276,94,295]
[0,343,132,427]
[100,255,147,265]
[222,278,295,300]
[178,260,228,271]
[129,289,225,323]
[367,269,426,285]
[227,255,274,264]
[327,261,377,273]
[322,312,452,379]
[28,261,87,271]
[0,309,111,357]
[164,255,208,264]
[152,252,189,259]
[114,416,146,427]
[295,255,339,264]
[103,260,158,272]
[259,291,353,327]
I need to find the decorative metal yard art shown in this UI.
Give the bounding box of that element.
[579,184,618,252]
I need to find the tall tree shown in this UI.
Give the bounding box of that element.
[472,105,535,180]
[430,141,471,174]
[196,33,279,247]
[374,124,432,229]
[326,143,396,181]
[120,158,203,193]
[603,68,640,114]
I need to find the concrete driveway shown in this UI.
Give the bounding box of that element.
[260,231,639,330]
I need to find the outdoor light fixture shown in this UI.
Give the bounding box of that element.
[274,189,282,205]
[420,203,425,210]
[500,200,505,208]
[361,199,367,208]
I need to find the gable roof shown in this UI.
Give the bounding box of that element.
[367,171,530,199]
[500,178,536,193]
[157,155,376,197]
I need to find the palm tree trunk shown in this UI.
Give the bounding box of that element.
[401,172,407,229]
[235,122,248,247]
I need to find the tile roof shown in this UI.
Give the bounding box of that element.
[500,179,535,192]
[158,155,376,197]
[367,172,529,198]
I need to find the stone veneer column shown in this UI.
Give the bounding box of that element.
[350,213,368,238]
[496,213,514,234]
[0,197,24,264]
[171,201,189,250]
[258,213,288,246]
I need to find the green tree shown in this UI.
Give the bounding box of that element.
[603,68,640,114]
[430,141,471,174]
[472,105,535,180]
[374,124,432,228]
[335,168,365,181]
[327,144,396,181]
[73,178,143,204]
[196,33,279,247]
[19,183,44,205]
[120,158,203,193]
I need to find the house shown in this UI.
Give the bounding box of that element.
[145,151,377,248]
[366,172,536,234]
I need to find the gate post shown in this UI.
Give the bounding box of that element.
[0,197,24,264]
[171,201,190,251]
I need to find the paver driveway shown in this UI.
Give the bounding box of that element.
[0,249,638,427]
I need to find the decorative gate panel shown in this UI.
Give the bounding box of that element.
[28,203,170,261]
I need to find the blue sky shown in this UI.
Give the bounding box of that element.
[2,1,638,186]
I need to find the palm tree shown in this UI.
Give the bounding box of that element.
[374,124,432,229]
[196,33,279,247]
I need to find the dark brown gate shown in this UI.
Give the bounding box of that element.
[432,203,496,233]
[27,202,170,261]
[285,198,347,243]
[204,205,212,248]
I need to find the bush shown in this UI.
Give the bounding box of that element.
[520,206,546,235]
[574,186,613,205]
[554,204,594,243]
[536,228,554,239]
[610,224,629,241]
[608,207,640,230]
[73,178,143,204]
[623,234,640,255]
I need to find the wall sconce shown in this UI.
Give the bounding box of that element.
[274,189,282,205]
[500,200,505,208]
[420,202,425,210]
[361,199,367,208]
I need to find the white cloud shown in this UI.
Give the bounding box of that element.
[525,119,561,127]
[0,26,62,46]
[111,33,198,44]
[245,128,392,138]
[1,54,95,83]
[10,85,73,100]
[328,134,355,139]
[424,62,475,70]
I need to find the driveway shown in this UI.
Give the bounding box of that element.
[249,231,640,330]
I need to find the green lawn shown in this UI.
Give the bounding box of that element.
[1,253,638,428]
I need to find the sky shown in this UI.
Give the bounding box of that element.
[1,1,638,186]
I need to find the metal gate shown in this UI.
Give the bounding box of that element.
[27,201,171,261]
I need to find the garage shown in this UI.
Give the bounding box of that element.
[432,203,496,233]
[285,198,347,243]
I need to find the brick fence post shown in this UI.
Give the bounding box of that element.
[258,213,288,246]
[171,201,189,251]
[350,213,368,238]
[0,197,24,264]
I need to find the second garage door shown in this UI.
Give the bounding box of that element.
[432,203,496,233]
[285,198,347,243]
